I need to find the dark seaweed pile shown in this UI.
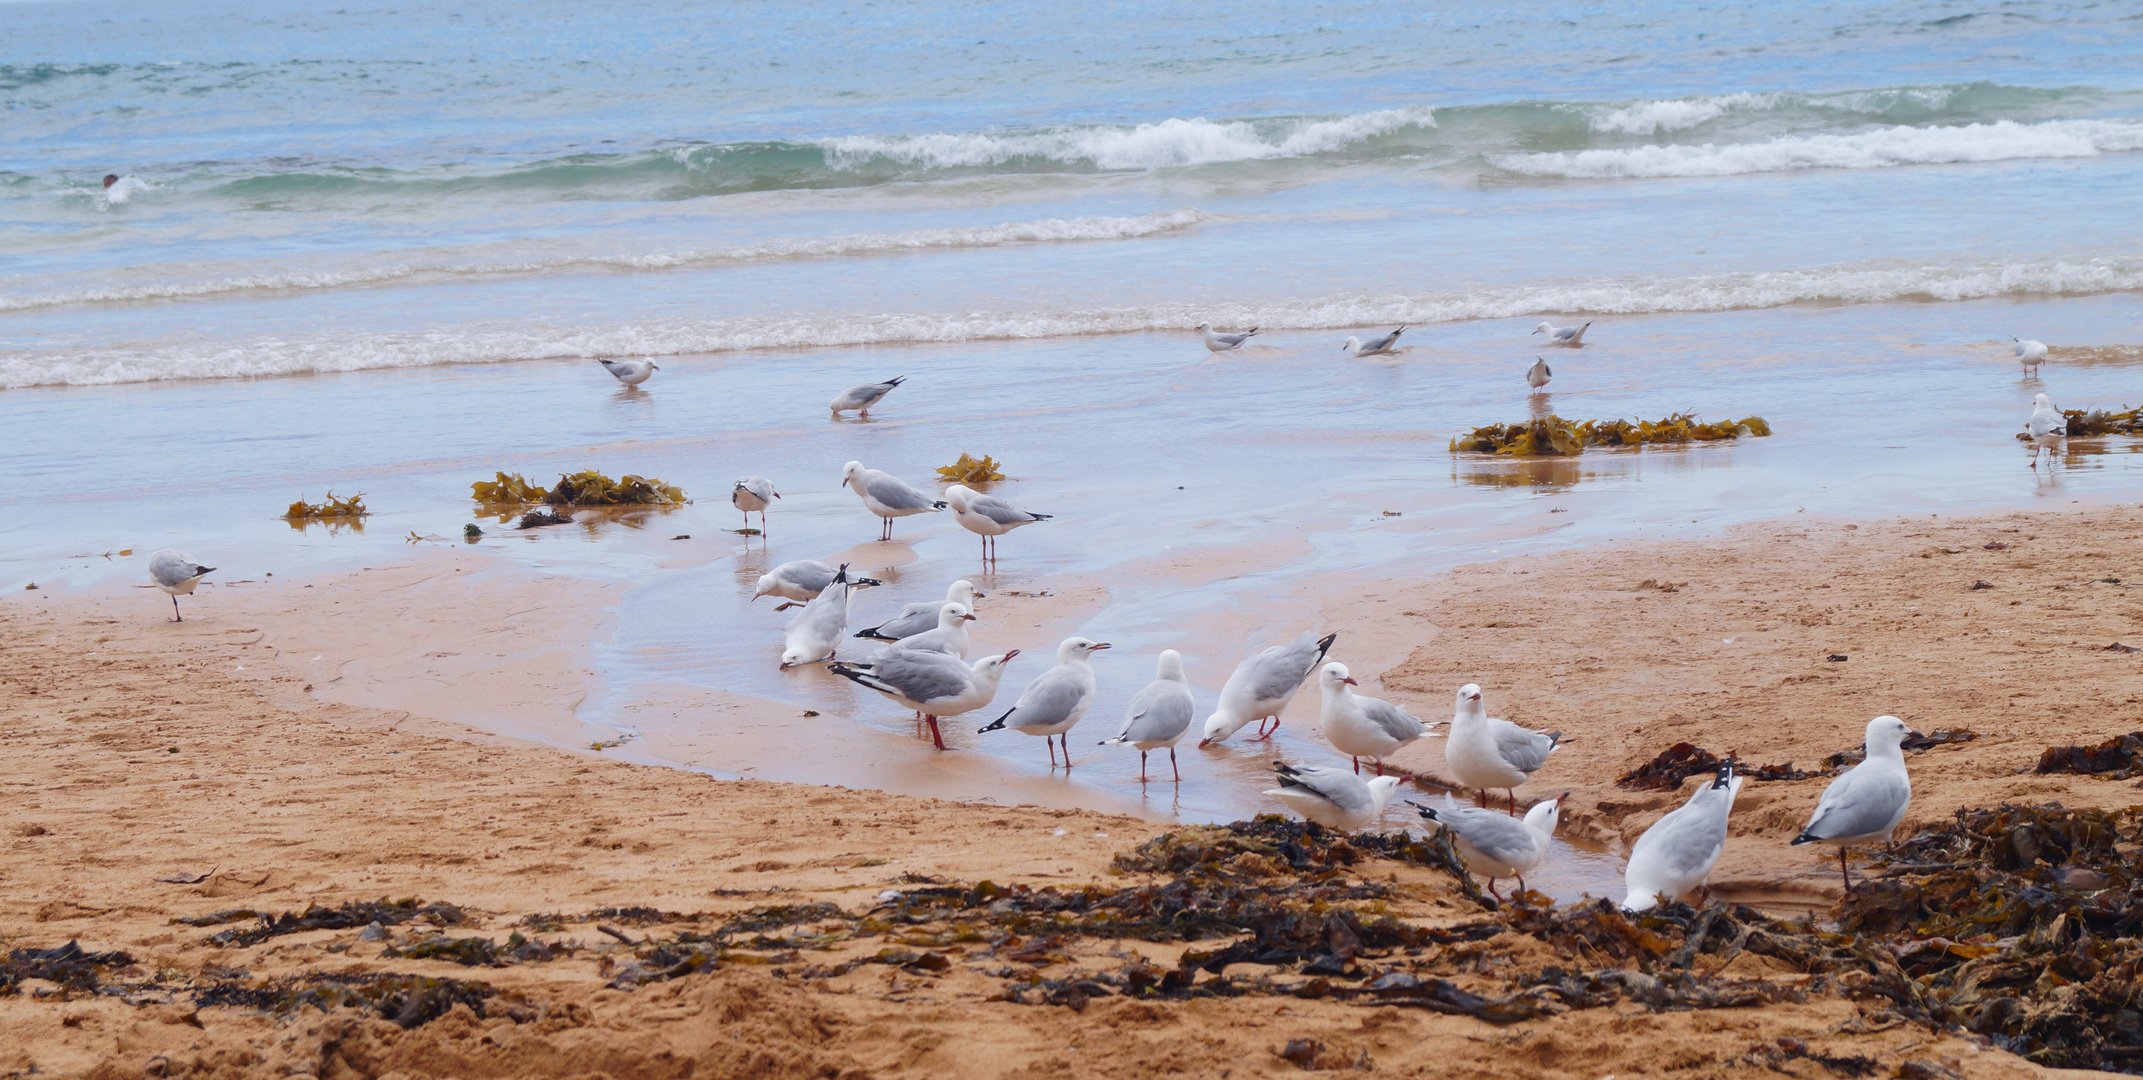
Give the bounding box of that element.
[1614,742,1820,790]
[180,898,467,948]
[2036,731,2143,778]
[0,940,137,996]
[194,972,515,1030]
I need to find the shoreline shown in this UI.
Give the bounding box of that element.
[5,505,2141,1076]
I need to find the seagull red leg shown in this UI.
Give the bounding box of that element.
[1169,748,1180,782]
[925,715,946,750]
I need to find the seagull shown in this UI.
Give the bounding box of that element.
[842,461,946,540]
[1792,715,1916,894]
[831,376,905,418]
[1195,322,1259,352]
[830,649,1019,750]
[855,580,985,642]
[2027,392,2065,470]
[1317,663,1436,775]
[1526,357,1552,392]
[1414,793,1566,899]
[1198,630,1337,745]
[873,602,974,659]
[1444,683,1561,814]
[1532,321,1591,347]
[751,559,884,608]
[1341,326,1406,357]
[1266,761,1405,833]
[944,484,1051,563]
[1099,649,1196,782]
[2013,337,2048,374]
[1623,762,1743,911]
[598,358,658,386]
[731,477,779,531]
[148,550,215,622]
[779,565,857,669]
[979,637,1109,768]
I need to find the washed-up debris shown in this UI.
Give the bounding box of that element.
[520,906,689,933]
[1451,413,1771,456]
[1971,580,1996,590]
[2108,642,2140,653]
[2012,404,2143,441]
[154,867,216,884]
[382,931,564,967]
[931,453,1004,485]
[2035,732,2143,778]
[179,898,466,947]
[517,508,572,529]
[1827,729,1978,769]
[0,940,136,996]
[464,523,483,538]
[471,469,686,506]
[193,971,522,1029]
[1614,743,1819,791]
[284,491,369,522]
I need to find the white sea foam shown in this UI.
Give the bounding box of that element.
[97,175,158,206]
[1578,86,1973,135]
[8,254,2140,389]
[1498,118,2143,178]
[821,107,1436,172]
[0,209,1204,313]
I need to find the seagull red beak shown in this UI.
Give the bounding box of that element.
[1196,738,1211,748]
[1091,642,1112,650]
[961,614,977,621]
[1002,649,1020,662]
[1468,692,1481,701]
[1342,676,1358,686]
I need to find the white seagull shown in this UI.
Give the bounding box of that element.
[1195,322,1259,352]
[1099,649,1196,782]
[1317,663,1436,775]
[1444,683,1562,814]
[598,358,658,386]
[830,376,905,418]
[1526,357,1552,392]
[1198,630,1338,745]
[855,580,985,642]
[1792,715,1916,894]
[148,549,216,622]
[874,602,975,659]
[842,461,947,540]
[1341,326,1406,357]
[1266,761,1405,833]
[2013,337,2048,374]
[1532,321,1591,347]
[2026,392,2065,470]
[1414,793,1565,900]
[751,559,884,608]
[944,484,1051,563]
[830,649,1019,750]
[1623,762,1744,911]
[731,476,779,530]
[779,564,858,669]
[979,637,1109,768]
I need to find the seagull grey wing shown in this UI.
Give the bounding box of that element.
[873,602,945,639]
[782,561,836,594]
[1489,719,1557,774]
[875,652,973,705]
[1118,679,1194,742]
[1246,632,1320,700]
[865,473,940,511]
[1007,668,1086,729]
[970,494,1042,526]
[1364,329,1400,352]
[1628,800,1728,883]
[149,550,202,587]
[1435,805,1536,861]
[1285,766,1372,814]
[1363,698,1428,741]
[1801,766,1910,842]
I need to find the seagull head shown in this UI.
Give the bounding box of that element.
[943,484,974,512]
[1155,649,1186,681]
[1453,683,1485,718]
[841,460,864,487]
[1194,322,1211,333]
[750,573,779,601]
[1341,337,1360,353]
[1196,709,1241,747]
[1058,637,1110,664]
[1532,322,1551,334]
[1319,662,1356,690]
[1866,714,1916,755]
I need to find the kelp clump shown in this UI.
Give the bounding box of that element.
[2036,731,2143,778]
[935,453,1006,484]
[1452,414,1772,456]
[2014,405,2143,441]
[284,491,369,521]
[1613,743,1818,790]
[470,469,685,506]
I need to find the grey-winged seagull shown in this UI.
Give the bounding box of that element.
[1098,649,1196,782]
[1792,715,1915,893]
[1266,761,1404,833]
[2026,392,2065,469]
[598,358,658,386]
[1198,630,1337,745]
[1623,761,1743,910]
[980,637,1109,768]
[1342,327,1406,357]
[830,649,1019,750]
[1532,321,1591,347]
[148,549,215,622]
[842,460,946,540]
[855,580,984,642]
[1195,322,1258,352]
[2013,337,2047,374]
[944,484,1050,563]
[731,476,779,530]
[1414,793,1565,899]
[752,559,884,609]
[1444,683,1561,814]
[1317,662,1437,775]
[831,376,905,418]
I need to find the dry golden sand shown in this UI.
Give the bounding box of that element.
[3,507,2139,1078]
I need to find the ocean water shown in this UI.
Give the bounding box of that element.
[6,1,2143,882]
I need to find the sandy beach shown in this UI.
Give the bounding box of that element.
[6,504,2139,1078]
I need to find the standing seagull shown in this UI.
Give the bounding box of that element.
[779,565,857,669]
[598,358,658,386]
[1414,794,1565,899]
[873,602,974,659]
[1099,649,1196,782]
[752,559,884,608]
[1792,715,1916,894]
[1266,761,1405,833]
[980,637,1109,768]
[2026,392,2065,470]
[1317,663,1436,775]
[1195,322,1259,352]
[732,476,779,531]
[1532,321,1591,347]
[1198,630,1338,745]
[2013,337,2048,374]
[830,376,905,418]
[148,550,215,622]
[1444,683,1561,814]
[1526,357,1552,393]
[842,461,946,540]
[830,650,1019,750]
[1341,326,1406,357]
[1623,762,1743,911]
[944,484,1051,563]
[855,580,985,641]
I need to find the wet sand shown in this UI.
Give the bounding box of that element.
[5,505,2140,1077]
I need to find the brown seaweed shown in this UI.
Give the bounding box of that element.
[2035,732,2143,778]
[471,469,686,506]
[183,898,466,948]
[0,940,136,996]
[1452,413,1772,456]
[192,972,517,1030]
[283,491,370,521]
[935,453,1007,484]
[1614,743,1820,790]
[2012,405,2143,441]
